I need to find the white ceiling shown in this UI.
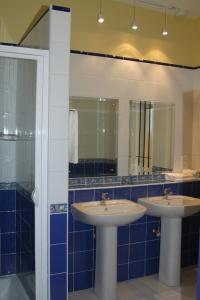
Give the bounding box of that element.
[116,0,200,17]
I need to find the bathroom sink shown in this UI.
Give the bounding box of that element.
[72,199,146,300]
[72,199,146,227]
[138,195,200,287]
[138,195,200,218]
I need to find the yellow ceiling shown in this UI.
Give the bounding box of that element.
[0,0,199,66]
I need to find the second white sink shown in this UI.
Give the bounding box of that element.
[138,195,200,218]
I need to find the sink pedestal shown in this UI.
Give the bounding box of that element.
[159,217,182,286]
[95,226,117,300]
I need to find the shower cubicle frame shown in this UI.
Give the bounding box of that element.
[0,45,49,300]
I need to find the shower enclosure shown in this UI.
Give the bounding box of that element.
[0,46,48,300]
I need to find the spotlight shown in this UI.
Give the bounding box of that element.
[98,13,104,24]
[98,0,104,24]
[162,9,168,36]
[131,1,138,31]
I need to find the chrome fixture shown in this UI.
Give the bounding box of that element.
[101,192,110,205]
[163,188,173,200]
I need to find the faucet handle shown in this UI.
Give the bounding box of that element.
[101,192,110,200]
[164,188,173,196]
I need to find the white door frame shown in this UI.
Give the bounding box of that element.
[0,45,49,300]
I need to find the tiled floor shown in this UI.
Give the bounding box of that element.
[69,266,197,300]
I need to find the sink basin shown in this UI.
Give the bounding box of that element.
[138,194,200,288]
[72,199,146,226]
[72,199,146,300]
[138,195,200,218]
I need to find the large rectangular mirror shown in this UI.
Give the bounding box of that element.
[69,97,175,178]
[69,97,118,177]
[129,101,175,175]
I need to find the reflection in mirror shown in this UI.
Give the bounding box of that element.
[129,101,175,175]
[69,97,118,178]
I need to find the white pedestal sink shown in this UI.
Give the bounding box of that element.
[139,195,200,287]
[72,199,146,300]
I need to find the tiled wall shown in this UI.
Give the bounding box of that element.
[50,210,68,300]
[67,181,200,293]
[0,187,34,276]
[0,189,16,275]
[16,188,35,274]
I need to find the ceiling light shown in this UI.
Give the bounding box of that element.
[131,2,138,31]
[98,0,104,24]
[162,9,168,36]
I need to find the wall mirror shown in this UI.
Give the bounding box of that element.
[69,97,118,178]
[69,97,175,178]
[129,101,175,175]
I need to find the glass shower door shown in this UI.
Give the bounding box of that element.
[0,46,48,300]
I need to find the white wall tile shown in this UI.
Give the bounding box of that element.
[50,42,69,75]
[49,107,68,139]
[49,74,69,107]
[49,139,68,171]
[48,171,68,204]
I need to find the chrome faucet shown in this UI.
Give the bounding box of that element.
[101,192,110,205]
[163,188,173,200]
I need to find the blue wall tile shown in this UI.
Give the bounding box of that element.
[129,261,145,279]
[74,251,93,273]
[0,190,15,211]
[74,219,93,232]
[0,211,16,233]
[148,184,164,197]
[51,273,67,300]
[68,274,73,293]
[75,190,94,203]
[114,188,131,200]
[118,245,129,265]
[146,240,160,259]
[130,186,147,202]
[130,242,145,262]
[145,258,159,276]
[50,213,67,244]
[68,253,73,274]
[1,233,16,254]
[74,230,94,252]
[117,264,129,282]
[74,271,93,291]
[118,226,129,245]
[130,224,146,243]
[50,244,67,274]
[1,254,16,275]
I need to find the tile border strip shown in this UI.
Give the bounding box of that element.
[50,203,68,214]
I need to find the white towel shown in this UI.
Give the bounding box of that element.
[69,110,78,164]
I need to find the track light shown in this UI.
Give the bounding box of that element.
[98,0,104,24]
[131,3,138,31]
[162,9,168,36]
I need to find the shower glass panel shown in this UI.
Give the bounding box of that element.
[129,101,175,175]
[0,56,36,300]
[69,97,118,177]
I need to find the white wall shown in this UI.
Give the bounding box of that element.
[70,54,194,174]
